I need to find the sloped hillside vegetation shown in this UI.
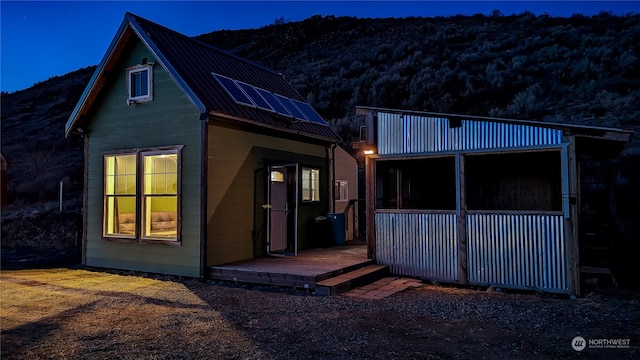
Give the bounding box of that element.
[198,12,640,153]
[2,12,639,285]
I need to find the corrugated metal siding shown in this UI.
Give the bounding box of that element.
[377,113,563,155]
[375,212,458,281]
[466,214,567,292]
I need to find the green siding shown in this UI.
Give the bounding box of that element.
[85,41,202,277]
[207,125,329,265]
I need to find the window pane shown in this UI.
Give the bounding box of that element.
[105,154,136,195]
[311,169,320,201]
[142,153,178,239]
[140,70,148,95]
[144,154,177,195]
[302,167,320,202]
[270,171,284,182]
[104,196,136,237]
[302,168,311,201]
[132,72,141,97]
[335,181,348,201]
[104,154,137,238]
[129,69,149,98]
[143,196,178,238]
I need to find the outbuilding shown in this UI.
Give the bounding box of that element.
[357,106,632,294]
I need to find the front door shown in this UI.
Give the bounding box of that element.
[268,164,298,255]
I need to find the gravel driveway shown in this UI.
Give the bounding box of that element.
[1,268,638,359]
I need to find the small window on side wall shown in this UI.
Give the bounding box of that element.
[335,180,348,202]
[127,64,153,103]
[302,167,320,202]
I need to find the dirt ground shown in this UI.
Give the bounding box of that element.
[1,268,638,360]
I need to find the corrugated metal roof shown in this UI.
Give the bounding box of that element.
[66,13,337,142]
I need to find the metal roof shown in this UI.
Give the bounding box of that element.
[66,13,338,142]
[355,106,633,143]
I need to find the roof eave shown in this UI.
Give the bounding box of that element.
[355,105,633,143]
[64,17,132,138]
[125,13,206,115]
[208,110,338,144]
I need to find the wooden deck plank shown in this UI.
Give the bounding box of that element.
[209,244,369,289]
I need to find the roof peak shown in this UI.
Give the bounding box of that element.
[125,12,284,79]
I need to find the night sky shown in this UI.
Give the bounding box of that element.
[2,1,639,93]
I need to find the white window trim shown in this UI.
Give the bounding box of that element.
[301,167,320,202]
[126,64,153,103]
[335,180,349,202]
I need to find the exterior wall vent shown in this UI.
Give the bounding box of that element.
[359,125,367,140]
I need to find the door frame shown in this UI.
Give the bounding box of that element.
[267,163,299,256]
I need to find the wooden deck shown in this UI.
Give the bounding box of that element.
[209,244,370,290]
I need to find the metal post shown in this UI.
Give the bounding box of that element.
[59,180,63,213]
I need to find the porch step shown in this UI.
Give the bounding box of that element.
[315,264,389,296]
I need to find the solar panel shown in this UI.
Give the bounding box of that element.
[255,88,291,116]
[211,73,254,107]
[211,73,327,126]
[274,94,307,121]
[291,100,327,125]
[236,81,273,111]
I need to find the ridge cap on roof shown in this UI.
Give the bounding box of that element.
[126,12,285,79]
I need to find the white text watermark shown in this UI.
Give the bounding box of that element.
[572,336,631,351]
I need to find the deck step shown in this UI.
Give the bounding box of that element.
[315,264,389,296]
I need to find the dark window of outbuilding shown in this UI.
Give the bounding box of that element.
[376,157,456,210]
[465,151,562,211]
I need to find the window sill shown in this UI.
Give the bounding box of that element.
[127,96,153,104]
[101,236,137,243]
[140,238,182,246]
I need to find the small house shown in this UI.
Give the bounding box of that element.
[65,13,349,278]
[357,106,631,295]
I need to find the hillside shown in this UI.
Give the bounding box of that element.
[2,12,639,276]
[197,13,640,153]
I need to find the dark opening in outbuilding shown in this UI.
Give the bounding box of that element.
[465,150,562,211]
[376,156,456,210]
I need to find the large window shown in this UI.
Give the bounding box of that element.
[465,151,561,211]
[302,167,320,202]
[127,64,153,103]
[103,147,180,243]
[376,157,456,210]
[142,151,179,239]
[104,154,137,238]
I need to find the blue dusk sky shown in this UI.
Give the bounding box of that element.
[1,1,639,93]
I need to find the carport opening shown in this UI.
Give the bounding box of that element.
[465,151,562,211]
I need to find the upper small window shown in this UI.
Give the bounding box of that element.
[127,64,153,102]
